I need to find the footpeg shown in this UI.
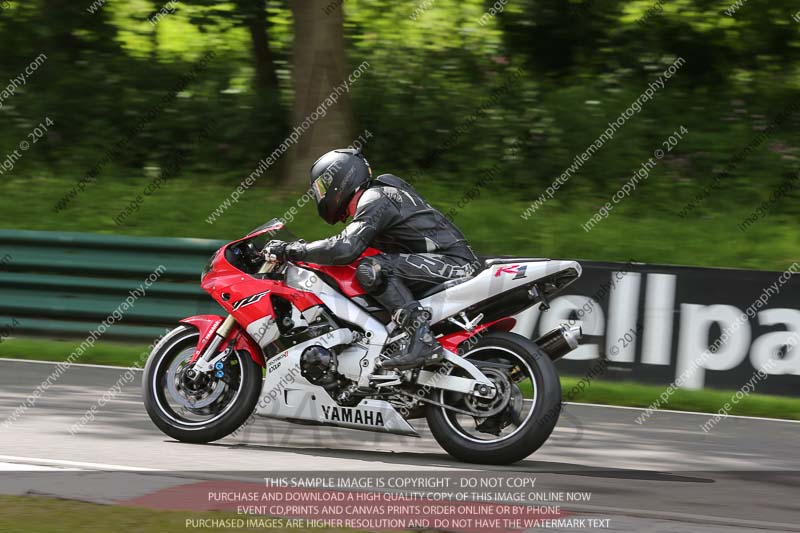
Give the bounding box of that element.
[447,311,484,332]
[368,372,403,388]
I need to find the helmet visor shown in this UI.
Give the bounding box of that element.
[311,174,331,204]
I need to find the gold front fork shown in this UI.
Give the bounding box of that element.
[216,314,236,338]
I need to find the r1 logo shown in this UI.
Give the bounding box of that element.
[495,265,528,280]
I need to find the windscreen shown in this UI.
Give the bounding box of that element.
[245,218,298,249]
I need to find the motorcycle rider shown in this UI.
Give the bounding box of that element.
[264,148,481,370]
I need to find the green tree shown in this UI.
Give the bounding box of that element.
[182,0,280,91]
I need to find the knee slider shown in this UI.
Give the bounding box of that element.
[356,257,388,293]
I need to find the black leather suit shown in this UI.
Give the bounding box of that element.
[288,174,481,313]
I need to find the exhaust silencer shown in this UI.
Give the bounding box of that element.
[535,324,582,361]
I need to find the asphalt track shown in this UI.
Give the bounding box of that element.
[0,358,798,532]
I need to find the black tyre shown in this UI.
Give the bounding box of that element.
[426,331,561,464]
[143,325,263,444]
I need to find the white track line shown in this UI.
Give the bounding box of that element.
[0,357,144,371]
[0,462,70,472]
[565,401,800,424]
[0,454,159,472]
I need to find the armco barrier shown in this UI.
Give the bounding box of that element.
[0,229,224,341]
[1,230,798,395]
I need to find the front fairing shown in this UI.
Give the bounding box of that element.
[202,219,297,282]
[199,219,323,348]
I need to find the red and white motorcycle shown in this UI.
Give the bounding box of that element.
[143,220,582,464]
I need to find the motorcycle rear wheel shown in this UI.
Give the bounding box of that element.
[143,325,263,444]
[426,331,561,464]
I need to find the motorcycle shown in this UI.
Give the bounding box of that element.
[143,219,582,464]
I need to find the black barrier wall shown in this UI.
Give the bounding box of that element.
[509,260,800,396]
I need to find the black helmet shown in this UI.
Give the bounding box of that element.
[309,148,372,224]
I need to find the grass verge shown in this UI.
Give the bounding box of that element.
[0,495,362,533]
[0,338,150,367]
[560,376,800,421]
[2,337,799,421]
[1,174,798,271]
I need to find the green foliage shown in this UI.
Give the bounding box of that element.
[0,0,798,270]
[0,0,289,185]
[1,173,797,271]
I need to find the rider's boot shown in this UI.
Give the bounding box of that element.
[365,269,443,370]
[381,304,443,370]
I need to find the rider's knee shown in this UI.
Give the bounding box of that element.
[356,256,389,293]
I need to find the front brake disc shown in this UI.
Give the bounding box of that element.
[167,350,225,409]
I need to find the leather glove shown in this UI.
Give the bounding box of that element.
[264,240,306,262]
[285,240,307,261]
[263,240,289,262]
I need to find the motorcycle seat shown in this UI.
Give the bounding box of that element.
[483,257,550,267]
[415,275,473,299]
[415,258,550,299]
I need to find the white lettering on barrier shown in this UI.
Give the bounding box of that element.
[676,304,751,390]
[518,266,798,390]
[605,272,641,363]
[750,309,800,374]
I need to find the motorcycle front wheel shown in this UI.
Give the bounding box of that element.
[426,331,562,464]
[143,325,263,443]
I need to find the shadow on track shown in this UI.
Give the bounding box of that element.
[189,440,712,484]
